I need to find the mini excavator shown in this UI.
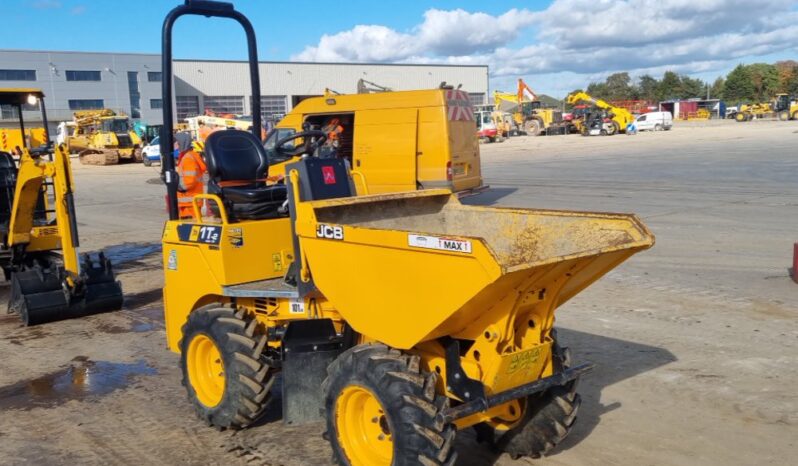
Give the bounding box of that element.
[0,88,123,325]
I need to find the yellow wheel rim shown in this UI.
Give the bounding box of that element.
[486,399,525,431]
[186,333,225,407]
[335,385,393,466]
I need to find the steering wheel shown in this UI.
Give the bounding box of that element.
[274,130,327,158]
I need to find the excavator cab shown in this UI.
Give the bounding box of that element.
[0,88,123,325]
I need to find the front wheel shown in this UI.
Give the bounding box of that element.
[735,112,747,122]
[475,335,581,459]
[323,344,457,466]
[778,111,790,121]
[142,156,152,167]
[180,306,275,429]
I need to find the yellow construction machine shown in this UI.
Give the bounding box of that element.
[735,94,798,122]
[0,127,47,154]
[0,89,123,325]
[62,109,143,165]
[494,79,563,136]
[159,3,654,464]
[267,87,485,197]
[566,91,635,135]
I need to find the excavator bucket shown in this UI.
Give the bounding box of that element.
[8,252,123,326]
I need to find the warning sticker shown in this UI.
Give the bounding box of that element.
[228,227,244,248]
[167,250,178,270]
[408,234,472,254]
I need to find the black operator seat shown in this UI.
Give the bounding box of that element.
[204,130,287,221]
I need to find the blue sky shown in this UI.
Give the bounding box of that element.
[2,0,796,97]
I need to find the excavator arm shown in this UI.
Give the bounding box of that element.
[8,145,80,274]
[5,144,122,325]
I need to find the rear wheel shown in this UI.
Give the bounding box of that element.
[792,111,798,121]
[605,121,619,135]
[180,306,275,429]
[654,124,662,131]
[524,119,541,136]
[475,334,581,459]
[142,155,152,167]
[323,343,457,466]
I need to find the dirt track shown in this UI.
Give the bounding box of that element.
[1,119,796,465]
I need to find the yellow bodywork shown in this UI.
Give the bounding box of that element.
[737,95,798,121]
[66,109,142,159]
[269,89,483,196]
[7,145,80,274]
[0,127,47,153]
[566,91,634,133]
[162,167,654,428]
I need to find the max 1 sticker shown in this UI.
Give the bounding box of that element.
[228,227,244,248]
[408,234,472,253]
[177,224,222,245]
[272,253,283,272]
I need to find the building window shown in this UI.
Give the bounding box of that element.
[68,99,104,110]
[127,71,141,119]
[66,70,102,82]
[468,93,486,106]
[176,95,199,119]
[147,71,162,82]
[0,69,36,81]
[150,99,163,109]
[251,95,287,121]
[1,101,40,119]
[203,95,243,115]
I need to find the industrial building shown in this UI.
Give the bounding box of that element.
[0,49,489,128]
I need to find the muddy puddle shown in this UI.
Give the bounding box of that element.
[102,242,161,265]
[0,357,156,411]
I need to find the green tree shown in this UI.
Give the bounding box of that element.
[775,60,798,93]
[637,74,659,101]
[747,63,779,101]
[604,72,634,100]
[786,66,798,96]
[710,77,725,99]
[724,64,755,102]
[586,81,608,98]
[680,75,707,99]
[658,71,681,100]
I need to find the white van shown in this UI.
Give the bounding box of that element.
[635,111,672,131]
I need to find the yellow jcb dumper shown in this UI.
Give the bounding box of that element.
[160,3,654,465]
[0,89,123,325]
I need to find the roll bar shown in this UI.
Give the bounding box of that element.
[160,0,262,220]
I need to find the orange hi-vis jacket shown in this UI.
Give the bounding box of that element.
[177,150,207,218]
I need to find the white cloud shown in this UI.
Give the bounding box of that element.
[292,0,798,96]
